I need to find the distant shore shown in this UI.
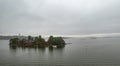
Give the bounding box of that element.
[1,35,120,40]
[0,35,72,40]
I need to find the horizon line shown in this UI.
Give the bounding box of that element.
[0,33,120,38]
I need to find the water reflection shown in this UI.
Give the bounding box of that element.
[9,45,65,50]
[9,46,17,53]
[47,45,65,59]
[9,46,65,57]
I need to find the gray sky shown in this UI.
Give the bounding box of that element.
[0,0,120,36]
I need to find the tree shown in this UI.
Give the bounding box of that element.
[47,36,53,44]
[9,38,19,46]
[47,36,65,45]
[28,35,33,40]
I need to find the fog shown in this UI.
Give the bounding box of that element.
[0,0,120,36]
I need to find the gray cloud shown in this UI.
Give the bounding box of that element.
[0,0,120,35]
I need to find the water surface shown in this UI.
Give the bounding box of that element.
[0,38,120,66]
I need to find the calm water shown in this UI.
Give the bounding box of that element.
[0,38,120,66]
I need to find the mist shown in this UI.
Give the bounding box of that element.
[0,0,120,36]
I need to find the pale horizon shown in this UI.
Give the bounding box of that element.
[1,32,120,38]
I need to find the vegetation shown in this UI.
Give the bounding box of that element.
[47,36,65,46]
[10,38,19,46]
[9,35,65,48]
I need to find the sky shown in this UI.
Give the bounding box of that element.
[0,0,120,36]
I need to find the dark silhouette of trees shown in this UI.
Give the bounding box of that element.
[9,35,65,48]
[47,36,65,46]
[28,35,33,40]
[9,38,19,46]
[47,36,54,45]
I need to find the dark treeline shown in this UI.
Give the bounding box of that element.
[9,35,65,48]
[0,35,70,40]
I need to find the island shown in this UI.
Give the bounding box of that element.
[9,35,65,48]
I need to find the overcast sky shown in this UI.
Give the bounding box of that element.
[0,0,120,36]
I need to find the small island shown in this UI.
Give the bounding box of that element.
[9,35,65,48]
